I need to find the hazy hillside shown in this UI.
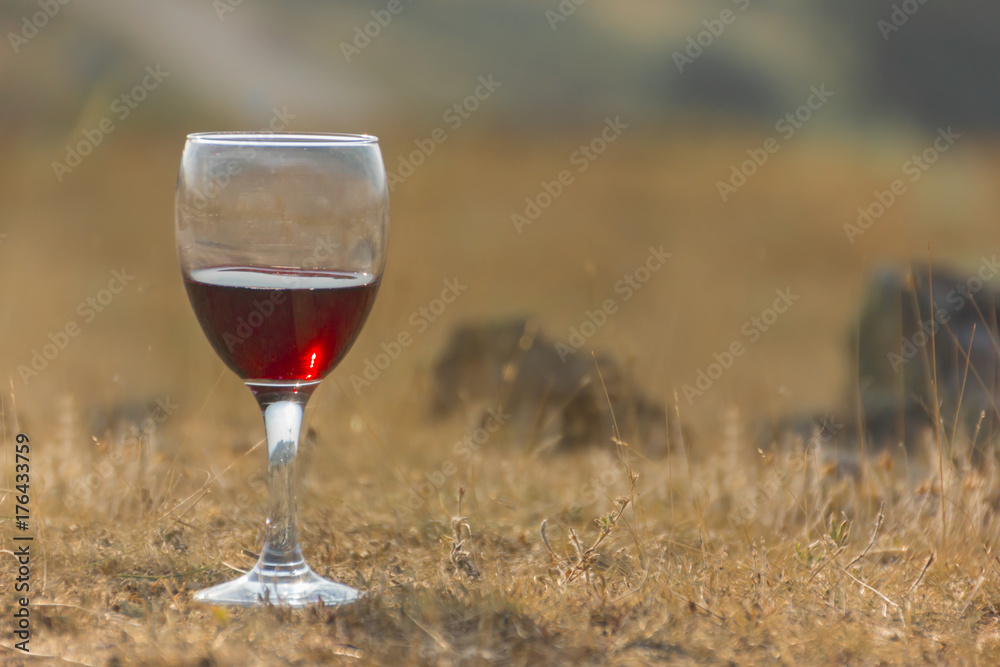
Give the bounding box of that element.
[3,0,998,134]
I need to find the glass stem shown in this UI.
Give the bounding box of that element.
[191,381,360,606]
[252,385,316,577]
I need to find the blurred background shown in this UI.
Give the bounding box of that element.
[1,0,999,447]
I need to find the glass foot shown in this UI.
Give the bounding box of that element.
[194,560,361,607]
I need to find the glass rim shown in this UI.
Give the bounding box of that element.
[185,132,380,147]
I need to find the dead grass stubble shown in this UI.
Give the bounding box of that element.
[2,389,1000,666]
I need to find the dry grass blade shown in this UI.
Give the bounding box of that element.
[838,563,903,623]
[845,501,884,570]
[906,554,935,598]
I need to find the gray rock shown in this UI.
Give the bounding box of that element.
[850,262,1000,449]
[764,262,1000,466]
[429,318,678,455]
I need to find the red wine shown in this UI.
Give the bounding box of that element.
[184,266,379,382]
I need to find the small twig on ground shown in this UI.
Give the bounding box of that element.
[845,502,884,570]
[905,553,935,598]
[838,562,903,623]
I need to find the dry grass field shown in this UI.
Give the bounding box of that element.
[3,124,1000,665]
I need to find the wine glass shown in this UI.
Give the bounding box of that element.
[175,132,388,606]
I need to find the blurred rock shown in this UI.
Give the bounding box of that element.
[87,398,169,446]
[851,262,1000,447]
[429,318,679,455]
[764,261,1000,464]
